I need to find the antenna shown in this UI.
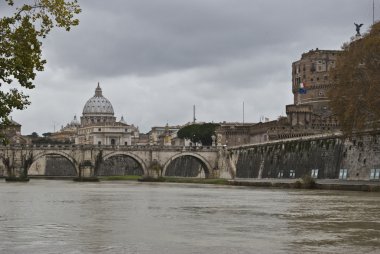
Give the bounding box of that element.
[193,105,196,123]
[53,121,57,132]
[242,101,245,125]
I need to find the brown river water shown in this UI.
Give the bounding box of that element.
[0,180,379,254]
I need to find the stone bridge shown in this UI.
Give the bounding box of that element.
[4,133,375,181]
[0,144,231,178]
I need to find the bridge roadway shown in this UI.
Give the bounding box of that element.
[0,144,226,178]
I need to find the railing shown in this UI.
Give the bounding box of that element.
[228,131,344,151]
[0,144,220,152]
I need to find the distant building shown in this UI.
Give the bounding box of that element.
[148,124,186,146]
[0,118,28,145]
[275,48,340,137]
[74,84,139,146]
[50,115,80,143]
[292,48,340,115]
[215,122,255,147]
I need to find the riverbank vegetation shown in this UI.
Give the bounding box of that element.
[328,21,380,135]
[100,175,230,185]
[100,175,142,181]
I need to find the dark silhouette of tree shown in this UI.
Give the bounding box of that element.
[0,0,81,142]
[177,123,219,146]
[29,132,39,138]
[328,21,380,135]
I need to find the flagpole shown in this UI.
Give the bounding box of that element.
[374,0,375,25]
[242,101,245,125]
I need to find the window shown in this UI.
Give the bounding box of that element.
[370,169,380,180]
[278,170,284,178]
[98,128,101,131]
[289,170,296,178]
[98,141,101,145]
[311,63,316,72]
[295,77,301,86]
[311,169,319,178]
[339,169,348,180]
[111,139,116,145]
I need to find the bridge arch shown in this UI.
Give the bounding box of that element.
[102,151,148,176]
[162,152,213,178]
[29,151,78,176]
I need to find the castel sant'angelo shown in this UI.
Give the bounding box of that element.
[216,48,341,147]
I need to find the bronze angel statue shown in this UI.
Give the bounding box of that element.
[354,23,363,36]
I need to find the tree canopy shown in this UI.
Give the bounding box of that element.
[328,21,380,135]
[0,0,81,142]
[177,123,219,146]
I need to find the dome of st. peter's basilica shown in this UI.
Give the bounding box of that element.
[82,83,114,115]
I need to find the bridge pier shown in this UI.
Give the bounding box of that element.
[0,147,34,178]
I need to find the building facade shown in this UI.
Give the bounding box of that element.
[148,124,187,146]
[283,48,340,132]
[0,118,28,145]
[292,48,340,114]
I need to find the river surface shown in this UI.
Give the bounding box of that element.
[0,180,379,254]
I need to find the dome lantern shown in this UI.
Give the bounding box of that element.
[95,82,102,97]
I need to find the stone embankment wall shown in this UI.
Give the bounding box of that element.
[229,133,380,181]
[28,155,76,176]
[45,156,77,176]
[98,155,143,176]
[165,155,206,177]
[341,134,380,180]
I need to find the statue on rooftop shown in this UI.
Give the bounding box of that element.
[354,23,363,36]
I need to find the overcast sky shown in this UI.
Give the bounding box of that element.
[6,0,378,134]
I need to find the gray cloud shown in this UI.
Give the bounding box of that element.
[44,0,370,77]
[9,0,377,134]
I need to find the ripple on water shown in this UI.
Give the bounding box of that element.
[0,180,379,254]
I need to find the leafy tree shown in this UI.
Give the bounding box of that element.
[42,132,52,137]
[328,21,380,135]
[177,123,219,146]
[0,0,81,142]
[29,131,39,138]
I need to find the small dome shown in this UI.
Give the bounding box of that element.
[120,116,127,124]
[70,115,80,126]
[82,84,114,115]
